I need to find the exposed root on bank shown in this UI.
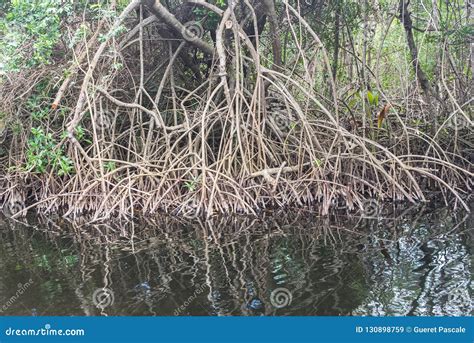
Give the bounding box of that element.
[0,1,472,220]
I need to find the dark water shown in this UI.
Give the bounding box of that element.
[0,204,472,316]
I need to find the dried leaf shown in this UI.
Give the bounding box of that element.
[377,104,391,128]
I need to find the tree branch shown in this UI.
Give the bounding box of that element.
[186,0,223,16]
[399,0,437,101]
[141,0,214,56]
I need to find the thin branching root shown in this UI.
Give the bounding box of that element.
[0,1,472,220]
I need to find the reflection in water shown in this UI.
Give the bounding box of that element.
[0,205,472,316]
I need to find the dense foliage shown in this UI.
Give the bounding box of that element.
[0,0,472,219]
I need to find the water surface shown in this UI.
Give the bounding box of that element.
[0,204,472,316]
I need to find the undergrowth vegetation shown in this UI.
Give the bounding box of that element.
[0,0,472,220]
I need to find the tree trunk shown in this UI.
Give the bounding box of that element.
[332,0,341,80]
[469,0,474,74]
[262,0,282,68]
[399,0,434,99]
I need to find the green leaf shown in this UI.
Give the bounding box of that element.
[367,91,374,106]
[313,159,323,168]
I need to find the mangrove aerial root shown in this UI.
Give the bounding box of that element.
[0,0,472,220]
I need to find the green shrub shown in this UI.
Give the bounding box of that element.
[25,127,73,176]
[0,0,73,72]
